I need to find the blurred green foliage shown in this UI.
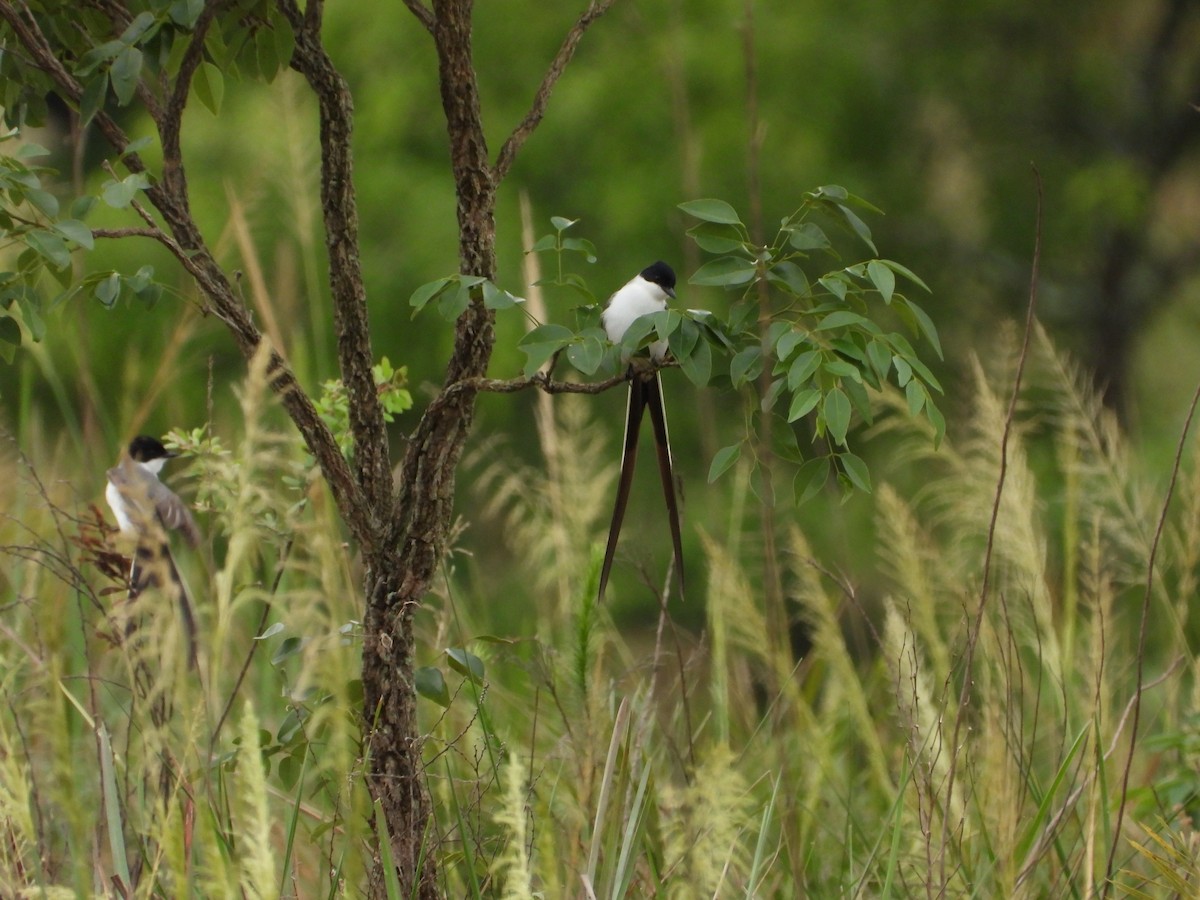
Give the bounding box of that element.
[0,0,1197,580]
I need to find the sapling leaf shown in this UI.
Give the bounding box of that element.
[708,443,742,483]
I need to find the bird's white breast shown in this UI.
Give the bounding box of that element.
[105,480,137,534]
[602,275,670,360]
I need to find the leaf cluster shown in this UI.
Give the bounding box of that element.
[681,188,945,502]
[315,357,413,457]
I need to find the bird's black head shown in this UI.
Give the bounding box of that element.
[128,435,175,463]
[640,260,676,298]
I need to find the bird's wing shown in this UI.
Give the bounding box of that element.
[153,485,201,547]
[645,371,685,598]
[598,378,647,602]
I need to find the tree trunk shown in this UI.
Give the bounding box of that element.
[362,2,497,893]
[362,549,439,898]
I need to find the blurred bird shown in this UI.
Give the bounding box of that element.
[597,260,685,602]
[105,435,200,666]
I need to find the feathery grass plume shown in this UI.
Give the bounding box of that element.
[875,483,952,682]
[233,700,276,898]
[1123,819,1200,897]
[960,353,1064,692]
[787,526,894,796]
[470,394,614,618]
[700,525,769,742]
[1030,323,1156,586]
[882,598,962,836]
[659,742,752,898]
[490,757,535,900]
[0,669,38,894]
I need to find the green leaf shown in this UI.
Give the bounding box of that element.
[901,297,943,359]
[823,388,851,446]
[169,0,204,26]
[866,340,892,383]
[25,230,71,269]
[0,315,21,361]
[616,313,657,356]
[110,46,143,106]
[54,219,94,250]
[519,323,574,376]
[926,400,946,448]
[767,261,810,297]
[651,309,682,344]
[23,188,58,218]
[101,173,150,209]
[118,11,157,45]
[414,666,450,708]
[94,272,121,308]
[409,276,453,315]
[253,25,280,81]
[838,204,877,253]
[893,354,913,387]
[17,294,45,341]
[816,310,871,331]
[775,329,806,362]
[273,13,297,68]
[708,442,742,483]
[667,316,701,360]
[794,457,829,505]
[687,220,746,255]
[814,184,849,201]
[194,61,224,115]
[482,280,522,310]
[561,236,598,263]
[690,256,757,287]
[678,198,743,225]
[550,215,578,232]
[761,376,786,413]
[788,222,831,251]
[270,636,306,665]
[879,258,931,293]
[867,260,895,303]
[787,388,821,423]
[839,451,872,493]
[905,379,926,417]
[445,647,485,682]
[677,331,712,387]
[729,345,762,387]
[817,274,848,301]
[787,350,821,392]
[567,335,604,375]
[436,281,473,320]
[824,358,863,382]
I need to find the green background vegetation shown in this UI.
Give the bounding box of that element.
[2,0,1200,895]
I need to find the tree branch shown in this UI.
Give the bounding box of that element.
[0,0,373,548]
[278,0,392,521]
[401,0,435,34]
[492,0,619,183]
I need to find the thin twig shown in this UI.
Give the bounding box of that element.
[1102,378,1200,891]
[493,0,620,182]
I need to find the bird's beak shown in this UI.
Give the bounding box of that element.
[666,286,676,300]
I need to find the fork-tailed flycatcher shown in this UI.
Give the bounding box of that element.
[597,260,685,602]
[106,435,200,666]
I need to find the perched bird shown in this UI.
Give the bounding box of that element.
[105,435,200,666]
[598,261,685,602]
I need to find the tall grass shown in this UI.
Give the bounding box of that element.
[2,297,1199,893]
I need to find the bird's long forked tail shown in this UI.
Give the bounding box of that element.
[597,371,686,603]
[130,539,199,668]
